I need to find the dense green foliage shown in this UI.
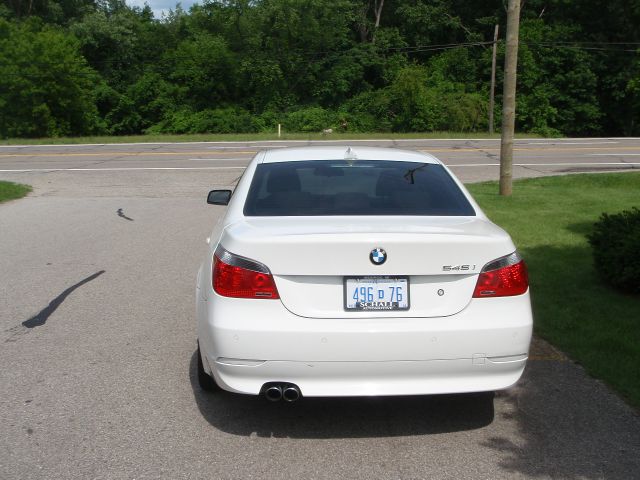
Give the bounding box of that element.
[0,18,101,137]
[588,207,640,294]
[468,172,640,408]
[1,0,639,138]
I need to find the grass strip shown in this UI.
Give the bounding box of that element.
[0,131,541,146]
[0,181,31,203]
[467,172,640,409]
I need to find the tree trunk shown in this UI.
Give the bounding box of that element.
[371,0,384,43]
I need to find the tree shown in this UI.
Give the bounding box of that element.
[3,0,96,23]
[70,1,160,89]
[1,0,640,137]
[515,19,600,135]
[166,33,236,110]
[0,18,102,137]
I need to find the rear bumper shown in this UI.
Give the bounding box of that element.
[212,356,527,396]
[197,290,533,396]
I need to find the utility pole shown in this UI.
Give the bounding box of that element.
[489,24,499,135]
[499,0,521,196]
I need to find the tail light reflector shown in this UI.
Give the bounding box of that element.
[473,252,529,298]
[213,246,279,299]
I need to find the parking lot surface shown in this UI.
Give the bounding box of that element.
[1,138,639,479]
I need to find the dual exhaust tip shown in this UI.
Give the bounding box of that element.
[263,383,301,402]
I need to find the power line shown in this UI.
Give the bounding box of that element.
[526,41,640,45]
[523,42,639,52]
[1,39,638,73]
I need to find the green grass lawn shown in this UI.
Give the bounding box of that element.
[0,131,541,145]
[0,181,31,203]
[467,173,640,408]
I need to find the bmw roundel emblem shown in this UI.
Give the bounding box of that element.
[370,248,387,265]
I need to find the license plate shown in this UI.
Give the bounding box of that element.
[344,277,409,311]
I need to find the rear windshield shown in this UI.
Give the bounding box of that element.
[243,160,475,216]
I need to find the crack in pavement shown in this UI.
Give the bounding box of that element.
[614,155,640,170]
[517,164,547,174]
[89,153,131,167]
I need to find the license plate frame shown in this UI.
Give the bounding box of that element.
[343,276,410,311]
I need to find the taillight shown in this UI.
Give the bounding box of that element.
[212,246,279,299]
[473,252,529,298]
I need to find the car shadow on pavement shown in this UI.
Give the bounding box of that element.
[484,360,640,479]
[481,239,640,479]
[189,351,495,439]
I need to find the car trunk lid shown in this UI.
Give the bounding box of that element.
[219,217,515,318]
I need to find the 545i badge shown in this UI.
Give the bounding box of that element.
[442,264,477,271]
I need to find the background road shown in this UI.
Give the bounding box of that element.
[1,138,639,479]
[2,137,640,184]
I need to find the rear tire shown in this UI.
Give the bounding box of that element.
[197,341,220,392]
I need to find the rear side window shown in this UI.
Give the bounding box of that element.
[243,160,475,216]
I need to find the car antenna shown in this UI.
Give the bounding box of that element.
[344,147,358,165]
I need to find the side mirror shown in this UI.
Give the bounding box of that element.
[207,189,232,206]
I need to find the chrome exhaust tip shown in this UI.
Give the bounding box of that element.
[282,386,300,402]
[264,385,283,402]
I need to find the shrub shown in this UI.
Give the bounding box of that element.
[189,108,263,134]
[440,92,488,132]
[587,207,640,294]
[148,108,263,134]
[148,109,194,134]
[343,91,393,132]
[283,107,336,132]
[341,66,488,133]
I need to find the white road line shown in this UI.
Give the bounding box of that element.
[447,162,640,167]
[2,137,637,148]
[38,139,391,146]
[521,141,619,145]
[0,140,404,148]
[1,162,638,173]
[206,146,284,150]
[588,153,640,156]
[0,142,216,148]
[0,167,247,172]
[189,157,251,162]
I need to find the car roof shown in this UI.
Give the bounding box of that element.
[259,146,441,164]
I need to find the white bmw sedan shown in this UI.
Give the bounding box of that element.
[196,146,532,402]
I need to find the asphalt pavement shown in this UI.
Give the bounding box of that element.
[1,138,639,479]
[1,137,640,184]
